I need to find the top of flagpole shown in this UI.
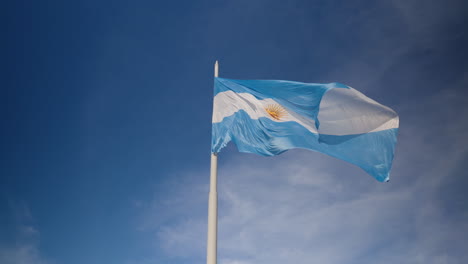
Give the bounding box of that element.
[214,61,219,78]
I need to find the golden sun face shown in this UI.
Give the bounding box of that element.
[265,103,287,120]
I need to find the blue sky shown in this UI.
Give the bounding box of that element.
[2,0,468,263]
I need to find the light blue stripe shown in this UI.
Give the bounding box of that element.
[212,110,398,182]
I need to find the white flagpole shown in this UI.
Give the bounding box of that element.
[207,61,219,264]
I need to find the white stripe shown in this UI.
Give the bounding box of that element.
[212,88,399,136]
[318,88,399,135]
[212,91,318,133]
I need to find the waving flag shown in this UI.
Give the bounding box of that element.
[211,78,399,182]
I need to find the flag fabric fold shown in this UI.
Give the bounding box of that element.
[211,78,399,182]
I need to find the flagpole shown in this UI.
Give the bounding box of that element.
[207,61,219,264]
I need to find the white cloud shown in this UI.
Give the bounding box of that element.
[139,79,468,264]
[0,245,48,264]
[135,2,468,263]
[0,202,51,264]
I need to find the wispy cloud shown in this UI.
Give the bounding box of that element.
[0,201,51,264]
[137,70,468,264]
[133,1,468,263]
[0,244,49,264]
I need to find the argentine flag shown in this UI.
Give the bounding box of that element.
[212,78,399,182]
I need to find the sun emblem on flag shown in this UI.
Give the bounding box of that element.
[265,103,287,120]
